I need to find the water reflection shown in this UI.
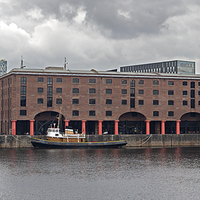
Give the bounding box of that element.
[0,147,200,200]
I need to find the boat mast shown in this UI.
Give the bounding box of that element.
[57,107,62,129]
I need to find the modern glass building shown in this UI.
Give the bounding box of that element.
[0,60,7,76]
[120,60,195,74]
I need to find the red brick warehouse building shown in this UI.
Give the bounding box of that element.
[1,66,200,135]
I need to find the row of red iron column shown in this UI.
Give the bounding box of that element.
[11,120,182,135]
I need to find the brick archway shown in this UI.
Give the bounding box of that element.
[34,111,65,135]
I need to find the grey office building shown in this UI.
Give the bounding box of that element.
[120,60,195,74]
[0,60,7,76]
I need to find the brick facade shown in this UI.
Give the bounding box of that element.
[1,67,200,135]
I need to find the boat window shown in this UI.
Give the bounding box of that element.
[55,134,59,136]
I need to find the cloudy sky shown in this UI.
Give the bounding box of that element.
[1,0,200,72]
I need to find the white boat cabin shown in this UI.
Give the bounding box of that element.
[47,125,86,140]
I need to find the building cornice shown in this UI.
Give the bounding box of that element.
[1,68,200,80]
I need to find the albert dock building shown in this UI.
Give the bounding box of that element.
[1,66,200,136]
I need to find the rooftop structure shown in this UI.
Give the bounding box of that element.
[0,60,7,76]
[120,60,195,74]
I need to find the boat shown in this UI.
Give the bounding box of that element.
[31,124,127,149]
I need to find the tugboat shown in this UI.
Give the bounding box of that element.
[31,120,127,148]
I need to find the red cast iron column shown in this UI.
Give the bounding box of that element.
[161,120,166,135]
[64,120,70,128]
[11,120,17,135]
[145,120,151,135]
[115,120,119,135]
[176,120,181,135]
[82,120,86,134]
[29,120,35,135]
[98,120,103,135]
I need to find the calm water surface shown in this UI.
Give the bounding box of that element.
[0,147,200,200]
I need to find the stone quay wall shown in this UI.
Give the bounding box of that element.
[1,134,200,148]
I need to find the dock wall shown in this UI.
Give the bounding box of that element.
[1,134,200,148]
[87,134,200,148]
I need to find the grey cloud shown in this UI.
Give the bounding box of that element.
[0,0,188,39]
[83,0,187,39]
[1,0,200,73]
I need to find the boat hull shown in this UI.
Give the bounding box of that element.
[31,138,127,149]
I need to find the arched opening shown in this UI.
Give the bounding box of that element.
[34,111,64,135]
[180,112,200,134]
[119,112,146,134]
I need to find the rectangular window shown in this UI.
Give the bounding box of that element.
[130,80,135,87]
[56,88,62,93]
[130,98,135,108]
[72,110,79,116]
[130,88,135,97]
[198,91,200,96]
[89,79,96,83]
[38,88,43,93]
[199,82,200,86]
[106,79,112,84]
[183,101,187,106]
[168,111,174,116]
[21,86,26,95]
[139,90,144,95]
[106,111,112,116]
[47,86,52,96]
[153,100,159,105]
[168,100,174,105]
[183,91,187,95]
[56,78,62,83]
[122,80,127,84]
[168,81,174,85]
[56,99,62,104]
[183,81,187,86]
[153,111,159,116]
[168,90,174,95]
[138,100,144,105]
[47,78,53,85]
[198,101,200,106]
[89,88,96,94]
[38,77,44,82]
[191,90,195,98]
[122,100,127,105]
[153,80,159,85]
[106,99,112,104]
[106,89,112,94]
[21,77,26,84]
[89,110,95,116]
[139,80,144,85]
[72,99,79,104]
[191,82,195,88]
[20,96,26,107]
[37,98,43,104]
[73,88,79,93]
[20,110,26,116]
[73,78,79,83]
[191,99,195,108]
[47,97,52,107]
[122,89,127,94]
[153,90,159,95]
[89,99,96,104]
